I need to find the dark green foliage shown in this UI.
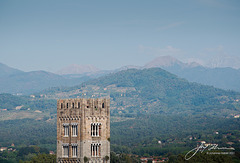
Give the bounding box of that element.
[104,155,109,161]
[111,115,240,156]
[0,150,18,163]
[23,153,56,163]
[18,146,48,157]
[174,153,233,163]
[23,99,56,111]
[0,93,56,111]
[0,119,56,149]
[0,157,15,163]
[84,156,89,162]
[0,146,53,163]
[0,93,27,110]
[110,152,140,163]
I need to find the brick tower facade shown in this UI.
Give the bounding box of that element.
[57,98,110,163]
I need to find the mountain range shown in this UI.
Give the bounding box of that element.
[0,63,91,94]
[54,56,240,92]
[1,55,240,94]
[144,56,240,92]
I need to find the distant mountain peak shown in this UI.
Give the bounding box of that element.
[144,56,202,69]
[144,56,183,68]
[56,64,100,75]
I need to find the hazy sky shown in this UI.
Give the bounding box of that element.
[0,0,240,72]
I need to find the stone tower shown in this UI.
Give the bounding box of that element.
[57,98,110,163]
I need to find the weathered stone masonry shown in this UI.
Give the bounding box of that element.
[57,98,110,163]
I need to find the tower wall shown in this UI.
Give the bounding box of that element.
[57,98,110,163]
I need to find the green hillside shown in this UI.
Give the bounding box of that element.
[48,68,240,117]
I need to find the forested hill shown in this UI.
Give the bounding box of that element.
[45,68,240,116]
[87,68,237,100]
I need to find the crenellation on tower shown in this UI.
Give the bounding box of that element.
[57,98,110,163]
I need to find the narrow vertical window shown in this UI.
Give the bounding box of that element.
[63,145,69,157]
[93,144,95,156]
[61,103,63,109]
[72,102,74,108]
[66,103,69,108]
[72,145,77,157]
[93,124,95,136]
[102,103,105,108]
[72,124,78,137]
[78,102,80,108]
[64,125,69,137]
[96,144,98,156]
[96,124,98,136]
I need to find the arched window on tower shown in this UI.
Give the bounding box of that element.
[102,103,105,108]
